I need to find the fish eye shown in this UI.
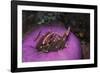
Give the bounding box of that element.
[40,46,43,48]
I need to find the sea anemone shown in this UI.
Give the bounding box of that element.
[22,23,81,62]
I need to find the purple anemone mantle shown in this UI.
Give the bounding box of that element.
[22,23,82,62]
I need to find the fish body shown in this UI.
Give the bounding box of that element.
[36,27,70,53]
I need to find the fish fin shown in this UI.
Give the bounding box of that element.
[34,31,41,41]
[67,26,70,36]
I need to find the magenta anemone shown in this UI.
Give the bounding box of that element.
[22,23,81,62]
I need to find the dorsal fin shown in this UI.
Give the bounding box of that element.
[63,27,70,40]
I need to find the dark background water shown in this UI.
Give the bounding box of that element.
[22,10,90,59]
